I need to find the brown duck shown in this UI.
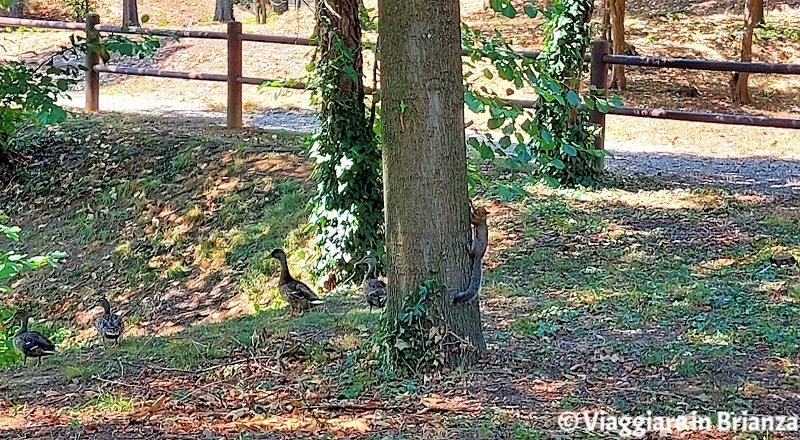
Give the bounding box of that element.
[270,248,324,317]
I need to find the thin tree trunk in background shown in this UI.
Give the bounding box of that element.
[732,0,760,104]
[609,0,626,90]
[256,0,268,23]
[753,0,764,24]
[9,0,22,17]
[602,0,610,41]
[122,0,140,26]
[381,0,487,368]
[214,0,234,22]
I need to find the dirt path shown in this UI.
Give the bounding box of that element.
[58,92,800,195]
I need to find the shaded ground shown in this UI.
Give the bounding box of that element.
[1,115,799,439]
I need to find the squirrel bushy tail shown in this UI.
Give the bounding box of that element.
[453,204,488,305]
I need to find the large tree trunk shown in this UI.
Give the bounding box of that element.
[732,0,761,104]
[9,0,23,17]
[381,0,487,369]
[214,0,234,22]
[122,0,140,26]
[609,0,626,90]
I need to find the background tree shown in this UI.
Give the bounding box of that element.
[214,0,234,22]
[731,0,763,104]
[608,0,626,90]
[306,0,384,278]
[123,0,140,26]
[380,0,486,371]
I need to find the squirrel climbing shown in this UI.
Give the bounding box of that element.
[453,202,488,304]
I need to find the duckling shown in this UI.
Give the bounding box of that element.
[356,256,386,312]
[7,310,56,367]
[270,248,324,317]
[96,296,124,346]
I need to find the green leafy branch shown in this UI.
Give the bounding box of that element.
[463,0,622,188]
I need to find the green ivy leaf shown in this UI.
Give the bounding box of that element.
[501,3,517,18]
[562,144,577,156]
[464,90,485,113]
[566,90,581,106]
[541,129,553,144]
[487,118,504,129]
[524,5,537,17]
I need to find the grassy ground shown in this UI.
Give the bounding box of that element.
[0,114,798,438]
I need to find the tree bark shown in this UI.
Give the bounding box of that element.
[9,0,23,17]
[601,0,610,41]
[541,0,553,8]
[732,0,760,104]
[753,0,764,24]
[122,0,140,26]
[214,0,234,22]
[381,0,487,368]
[608,0,626,90]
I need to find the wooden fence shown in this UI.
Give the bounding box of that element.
[1,15,799,149]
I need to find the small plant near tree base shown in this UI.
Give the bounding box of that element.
[377,276,475,377]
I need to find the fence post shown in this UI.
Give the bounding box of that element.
[84,13,100,112]
[227,21,243,129]
[589,40,609,169]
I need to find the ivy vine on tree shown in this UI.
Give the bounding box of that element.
[305,0,384,279]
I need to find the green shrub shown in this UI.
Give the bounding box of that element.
[0,217,66,368]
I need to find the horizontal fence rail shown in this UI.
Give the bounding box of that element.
[0,54,81,68]
[604,54,800,75]
[240,34,313,45]
[94,24,228,40]
[93,65,227,81]
[608,106,800,129]
[2,16,799,138]
[587,40,800,155]
[0,17,85,30]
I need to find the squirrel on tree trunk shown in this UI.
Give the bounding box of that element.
[453,203,488,304]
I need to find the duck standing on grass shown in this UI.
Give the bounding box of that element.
[270,248,324,317]
[96,296,124,346]
[356,256,387,312]
[7,310,56,367]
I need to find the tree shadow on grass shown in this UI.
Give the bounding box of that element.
[476,179,800,418]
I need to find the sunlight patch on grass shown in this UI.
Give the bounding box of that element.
[82,390,135,412]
